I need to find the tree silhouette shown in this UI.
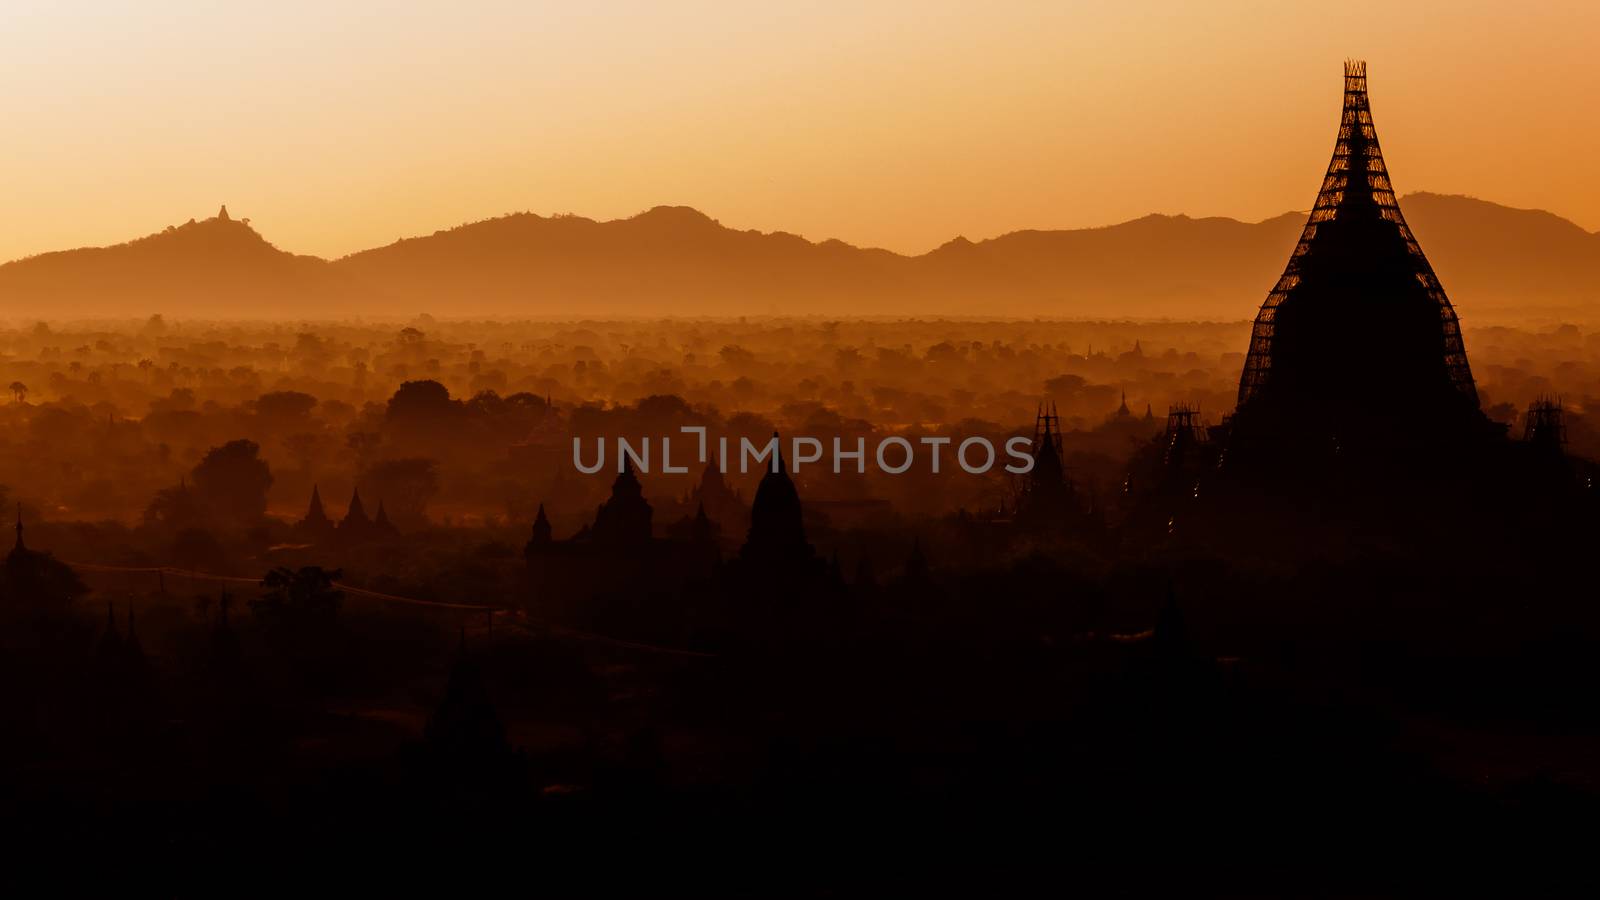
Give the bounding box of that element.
[191,439,273,524]
[253,390,317,423]
[7,382,25,403]
[251,565,343,634]
[385,379,456,423]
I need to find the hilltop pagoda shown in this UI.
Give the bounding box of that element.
[1232,61,1484,453]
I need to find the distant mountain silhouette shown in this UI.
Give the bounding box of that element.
[335,205,915,318]
[0,206,342,316]
[2,195,1594,319]
[1397,193,1600,317]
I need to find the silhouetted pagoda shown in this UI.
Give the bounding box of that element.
[424,634,512,761]
[1232,61,1484,453]
[683,460,746,531]
[1518,397,1583,494]
[373,500,400,538]
[7,505,29,568]
[715,433,825,623]
[334,488,399,544]
[295,484,336,541]
[1013,401,1085,530]
[1523,397,1566,454]
[592,456,653,548]
[738,433,815,571]
[2,507,86,609]
[1121,404,1212,540]
[340,488,371,535]
[413,632,523,792]
[524,502,553,560]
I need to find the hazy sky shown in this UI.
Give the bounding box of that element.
[0,1,1596,262]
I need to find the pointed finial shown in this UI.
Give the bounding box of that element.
[772,431,785,474]
[13,502,22,551]
[529,500,554,546]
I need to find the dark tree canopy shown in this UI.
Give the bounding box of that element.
[252,565,344,634]
[191,439,273,525]
[254,390,318,422]
[386,380,457,424]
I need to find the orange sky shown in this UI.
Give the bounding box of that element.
[0,1,1596,262]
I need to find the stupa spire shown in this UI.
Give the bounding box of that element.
[1236,61,1477,418]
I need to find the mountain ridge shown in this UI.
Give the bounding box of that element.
[1,194,1594,320]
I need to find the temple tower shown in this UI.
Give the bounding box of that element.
[592,457,653,548]
[1523,397,1567,453]
[739,433,815,570]
[1014,401,1083,528]
[296,484,336,540]
[1235,61,1479,444]
[526,502,553,553]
